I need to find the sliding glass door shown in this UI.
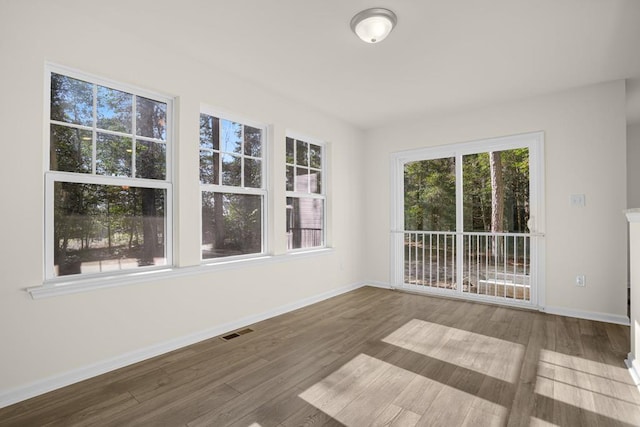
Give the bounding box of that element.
[392,133,544,307]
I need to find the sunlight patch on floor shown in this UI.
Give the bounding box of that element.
[529,416,559,426]
[535,349,640,425]
[382,318,524,383]
[299,353,506,427]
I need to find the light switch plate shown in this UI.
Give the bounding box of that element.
[570,194,585,207]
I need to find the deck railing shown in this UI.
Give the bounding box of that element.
[287,227,323,250]
[404,231,532,302]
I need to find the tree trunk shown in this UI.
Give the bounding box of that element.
[140,188,157,265]
[489,151,504,259]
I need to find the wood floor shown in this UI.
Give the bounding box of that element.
[1,287,639,426]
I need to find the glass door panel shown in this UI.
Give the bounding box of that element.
[462,148,531,302]
[403,157,456,290]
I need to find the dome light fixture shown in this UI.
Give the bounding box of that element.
[350,8,397,44]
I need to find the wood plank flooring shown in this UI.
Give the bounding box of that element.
[1,286,639,426]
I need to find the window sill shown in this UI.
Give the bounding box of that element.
[27,247,334,299]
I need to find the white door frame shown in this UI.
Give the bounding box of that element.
[390,131,546,308]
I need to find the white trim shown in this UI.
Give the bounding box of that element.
[286,191,326,200]
[200,184,266,196]
[625,353,640,393]
[392,131,544,162]
[389,154,404,287]
[364,280,393,289]
[28,248,335,299]
[393,282,538,311]
[387,281,627,325]
[3,281,365,409]
[625,209,640,223]
[46,171,171,188]
[542,305,630,325]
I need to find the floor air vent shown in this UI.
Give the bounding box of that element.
[221,328,254,341]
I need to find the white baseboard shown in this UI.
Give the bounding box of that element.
[542,305,630,325]
[363,280,392,289]
[625,353,640,393]
[0,281,367,409]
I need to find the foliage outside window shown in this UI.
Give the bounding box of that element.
[403,148,530,233]
[47,69,172,279]
[285,136,325,250]
[200,112,266,259]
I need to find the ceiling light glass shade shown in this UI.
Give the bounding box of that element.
[350,8,397,44]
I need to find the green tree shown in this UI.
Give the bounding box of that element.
[404,158,456,231]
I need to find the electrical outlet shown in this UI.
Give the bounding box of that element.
[576,275,586,287]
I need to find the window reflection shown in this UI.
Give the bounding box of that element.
[53,183,166,277]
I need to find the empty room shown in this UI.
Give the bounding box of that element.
[2,0,640,425]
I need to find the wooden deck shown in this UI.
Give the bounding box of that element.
[1,286,638,426]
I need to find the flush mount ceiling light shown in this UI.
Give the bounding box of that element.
[350,8,397,44]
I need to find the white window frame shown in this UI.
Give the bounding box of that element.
[285,131,327,252]
[43,64,174,282]
[199,106,269,263]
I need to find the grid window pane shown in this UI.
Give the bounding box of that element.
[53,182,166,277]
[310,170,322,194]
[296,140,308,166]
[50,73,93,126]
[221,119,242,153]
[97,86,132,133]
[244,126,262,157]
[296,167,310,193]
[286,137,295,164]
[200,150,218,185]
[244,158,262,188]
[286,197,324,250]
[96,133,132,177]
[222,153,241,186]
[199,114,219,150]
[286,165,294,191]
[201,192,262,259]
[136,141,166,180]
[310,144,322,169]
[136,96,167,140]
[50,124,92,173]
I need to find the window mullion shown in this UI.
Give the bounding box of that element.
[131,96,137,179]
[240,125,245,187]
[91,84,97,174]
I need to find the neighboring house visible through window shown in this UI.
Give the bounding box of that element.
[46,67,173,279]
[285,135,325,250]
[199,111,266,260]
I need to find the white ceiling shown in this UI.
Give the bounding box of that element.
[84,0,640,129]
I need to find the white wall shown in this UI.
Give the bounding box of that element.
[628,123,640,208]
[0,2,365,398]
[363,81,628,320]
